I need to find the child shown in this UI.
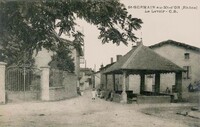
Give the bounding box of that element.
[92,88,96,100]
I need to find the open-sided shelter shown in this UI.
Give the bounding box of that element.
[104,43,184,103]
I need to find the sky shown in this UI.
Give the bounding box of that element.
[77,0,200,71]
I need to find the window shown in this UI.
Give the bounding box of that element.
[183,66,192,79]
[184,53,190,59]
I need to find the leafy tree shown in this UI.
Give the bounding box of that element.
[49,50,75,72]
[0,37,35,66]
[48,39,75,72]
[0,0,142,66]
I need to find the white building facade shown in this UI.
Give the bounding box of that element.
[149,40,200,98]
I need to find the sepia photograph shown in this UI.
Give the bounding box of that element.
[0,0,200,127]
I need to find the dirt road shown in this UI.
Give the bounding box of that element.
[0,90,197,127]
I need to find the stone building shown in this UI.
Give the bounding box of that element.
[79,68,94,90]
[149,40,200,99]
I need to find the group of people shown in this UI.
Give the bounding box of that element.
[165,87,171,94]
[91,88,114,101]
[188,81,200,92]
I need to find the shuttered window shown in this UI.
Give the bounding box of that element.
[184,53,190,59]
[183,66,191,79]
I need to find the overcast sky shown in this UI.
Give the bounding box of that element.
[78,0,200,70]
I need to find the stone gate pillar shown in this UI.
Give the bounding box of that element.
[41,66,50,101]
[0,62,7,104]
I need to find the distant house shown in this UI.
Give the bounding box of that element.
[79,68,94,90]
[94,70,101,89]
[97,58,119,90]
[149,40,200,98]
[94,62,115,89]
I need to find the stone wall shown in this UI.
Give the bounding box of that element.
[186,92,200,103]
[6,91,40,103]
[113,93,121,103]
[49,87,66,101]
[137,95,171,104]
[152,44,200,99]
[49,73,77,101]
[63,73,77,98]
[94,72,101,88]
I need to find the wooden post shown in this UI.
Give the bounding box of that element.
[112,74,115,91]
[199,92,200,111]
[175,72,182,99]
[140,73,145,94]
[126,73,129,90]
[105,74,108,89]
[155,73,160,94]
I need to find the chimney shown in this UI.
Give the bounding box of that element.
[136,41,141,46]
[116,55,122,61]
[136,38,143,46]
[132,44,137,49]
[100,64,104,69]
[111,57,113,63]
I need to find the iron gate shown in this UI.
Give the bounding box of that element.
[5,66,41,102]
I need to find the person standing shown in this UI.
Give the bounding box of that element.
[188,83,193,92]
[92,88,96,100]
[165,87,170,94]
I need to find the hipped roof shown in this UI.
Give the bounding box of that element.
[149,40,200,53]
[104,44,184,74]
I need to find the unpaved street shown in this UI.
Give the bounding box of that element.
[0,90,198,127]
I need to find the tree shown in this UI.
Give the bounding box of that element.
[0,0,142,66]
[48,39,75,72]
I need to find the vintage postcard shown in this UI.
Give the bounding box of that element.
[0,0,199,127]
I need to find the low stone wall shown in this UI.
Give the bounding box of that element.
[6,91,40,103]
[49,87,66,101]
[113,93,121,103]
[137,95,171,104]
[63,73,77,98]
[187,92,200,103]
[49,73,77,101]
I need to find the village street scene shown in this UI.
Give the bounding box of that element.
[0,0,200,127]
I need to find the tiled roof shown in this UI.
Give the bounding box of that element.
[99,62,115,71]
[104,44,184,74]
[149,40,200,53]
